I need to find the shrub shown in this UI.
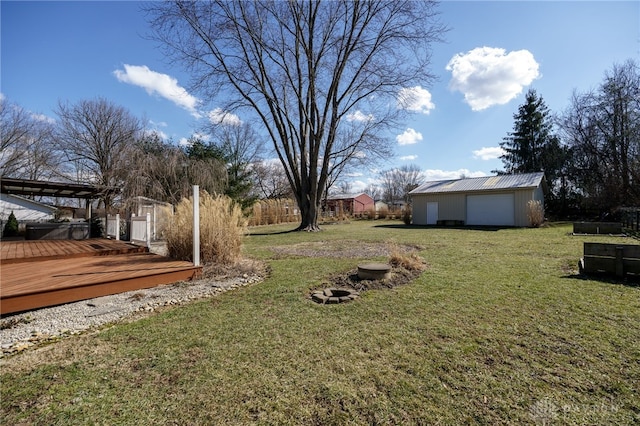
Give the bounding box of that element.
[402,207,412,225]
[377,206,389,219]
[527,200,545,227]
[3,211,19,237]
[165,192,247,265]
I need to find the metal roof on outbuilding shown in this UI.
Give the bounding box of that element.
[409,172,545,195]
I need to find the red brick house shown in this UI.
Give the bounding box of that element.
[324,193,374,216]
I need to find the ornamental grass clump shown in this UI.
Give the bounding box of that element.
[527,200,545,228]
[165,192,247,265]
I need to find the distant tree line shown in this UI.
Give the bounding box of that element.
[497,59,639,218]
[2,59,637,222]
[0,96,274,212]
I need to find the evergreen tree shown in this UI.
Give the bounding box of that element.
[499,89,555,174]
[499,89,571,216]
[3,211,19,237]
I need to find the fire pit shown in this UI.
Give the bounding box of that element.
[311,287,359,304]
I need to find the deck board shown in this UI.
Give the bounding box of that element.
[1,239,201,315]
[1,238,147,264]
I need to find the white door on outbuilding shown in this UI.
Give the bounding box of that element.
[466,193,515,226]
[426,202,438,225]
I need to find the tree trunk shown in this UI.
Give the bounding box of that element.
[295,180,322,232]
[297,200,321,232]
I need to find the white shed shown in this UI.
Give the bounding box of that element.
[409,172,546,227]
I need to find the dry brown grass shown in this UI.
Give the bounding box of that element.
[165,191,247,265]
[248,198,299,226]
[527,200,545,227]
[389,243,427,271]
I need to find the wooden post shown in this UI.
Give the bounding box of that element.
[615,246,624,278]
[193,185,200,267]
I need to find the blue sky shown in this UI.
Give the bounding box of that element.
[2,1,639,193]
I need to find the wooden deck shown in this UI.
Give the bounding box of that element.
[1,239,201,315]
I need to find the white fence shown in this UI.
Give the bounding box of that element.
[106,212,151,247]
[106,214,120,241]
[130,213,151,247]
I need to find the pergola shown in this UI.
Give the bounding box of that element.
[0,177,111,219]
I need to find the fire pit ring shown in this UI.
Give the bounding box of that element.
[311,287,359,304]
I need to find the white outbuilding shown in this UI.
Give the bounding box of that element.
[409,172,546,227]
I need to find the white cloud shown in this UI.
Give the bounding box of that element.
[208,108,242,126]
[396,128,423,145]
[473,146,505,160]
[191,132,212,142]
[446,47,540,111]
[141,128,168,141]
[31,113,55,124]
[149,120,168,128]
[349,180,368,194]
[178,137,191,147]
[423,169,487,181]
[113,64,200,116]
[397,86,435,114]
[346,110,374,122]
[399,155,418,161]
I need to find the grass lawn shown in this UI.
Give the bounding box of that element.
[1,221,639,424]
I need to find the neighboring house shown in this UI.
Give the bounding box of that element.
[325,193,374,216]
[0,193,58,224]
[374,200,389,213]
[409,172,546,227]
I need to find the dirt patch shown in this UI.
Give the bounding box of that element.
[321,266,424,292]
[310,250,428,298]
[271,240,422,259]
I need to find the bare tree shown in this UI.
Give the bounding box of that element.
[214,123,264,208]
[147,0,446,230]
[379,164,424,205]
[365,183,382,201]
[561,59,640,212]
[124,132,227,206]
[56,98,142,208]
[0,99,59,180]
[251,160,294,200]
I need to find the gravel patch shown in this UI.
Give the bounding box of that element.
[1,273,262,357]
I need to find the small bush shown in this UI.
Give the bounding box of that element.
[402,207,412,225]
[3,211,19,237]
[165,192,247,265]
[377,206,389,219]
[527,200,545,227]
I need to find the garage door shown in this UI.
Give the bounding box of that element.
[466,193,515,226]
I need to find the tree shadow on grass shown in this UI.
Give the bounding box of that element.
[562,272,640,288]
[247,228,300,236]
[373,224,511,232]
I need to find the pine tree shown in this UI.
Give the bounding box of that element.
[499,89,555,174]
[499,89,573,216]
[3,211,19,237]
